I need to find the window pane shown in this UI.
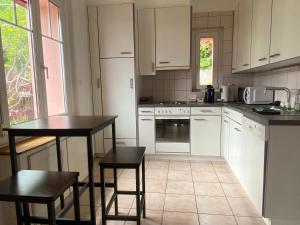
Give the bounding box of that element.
[42,37,66,116]
[0,22,38,124]
[39,0,50,37]
[15,0,31,29]
[199,37,214,86]
[49,2,60,40]
[0,0,15,23]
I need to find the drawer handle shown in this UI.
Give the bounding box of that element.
[194,118,207,121]
[120,51,132,55]
[224,111,229,114]
[116,141,126,145]
[141,119,153,121]
[159,61,170,64]
[242,63,249,67]
[141,111,153,113]
[270,53,280,58]
[258,57,268,61]
[234,127,241,132]
[224,120,229,124]
[201,110,213,113]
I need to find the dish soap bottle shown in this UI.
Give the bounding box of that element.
[294,90,300,111]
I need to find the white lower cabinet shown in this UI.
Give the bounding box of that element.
[191,116,221,156]
[138,116,155,154]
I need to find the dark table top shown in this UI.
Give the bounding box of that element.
[0,170,79,203]
[4,115,117,136]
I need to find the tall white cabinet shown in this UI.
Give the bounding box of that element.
[88,4,137,153]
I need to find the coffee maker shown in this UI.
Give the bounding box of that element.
[204,85,215,103]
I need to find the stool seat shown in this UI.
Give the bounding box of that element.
[0,170,79,203]
[100,147,146,169]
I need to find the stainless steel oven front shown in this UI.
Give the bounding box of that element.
[155,115,190,153]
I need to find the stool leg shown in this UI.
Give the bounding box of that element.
[142,157,146,218]
[73,180,81,225]
[47,202,56,225]
[100,166,106,225]
[113,168,118,215]
[136,167,141,225]
[23,203,30,225]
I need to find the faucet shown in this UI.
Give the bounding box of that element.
[264,87,291,110]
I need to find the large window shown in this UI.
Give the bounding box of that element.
[0,0,68,128]
[192,29,222,90]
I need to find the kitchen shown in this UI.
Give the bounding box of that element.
[0,0,300,225]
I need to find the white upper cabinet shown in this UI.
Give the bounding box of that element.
[251,0,272,68]
[232,5,239,73]
[155,6,191,70]
[138,9,156,76]
[237,0,253,71]
[270,0,300,63]
[98,4,134,58]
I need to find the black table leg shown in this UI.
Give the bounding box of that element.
[142,157,146,218]
[47,202,56,225]
[73,180,81,225]
[56,136,65,209]
[87,134,96,225]
[136,167,141,225]
[113,168,118,215]
[23,203,30,225]
[100,166,106,225]
[112,121,116,152]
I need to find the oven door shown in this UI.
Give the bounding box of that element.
[155,116,190,153]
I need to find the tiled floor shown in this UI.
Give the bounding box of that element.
[67,159,266,225]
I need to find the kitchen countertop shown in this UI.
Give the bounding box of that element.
[138,102,300,126]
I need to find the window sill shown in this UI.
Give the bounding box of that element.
[0,137,56,156]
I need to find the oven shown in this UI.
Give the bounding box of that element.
[155,107,191,153]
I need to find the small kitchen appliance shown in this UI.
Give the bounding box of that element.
[243,87,274,104]
[204,85,215,103]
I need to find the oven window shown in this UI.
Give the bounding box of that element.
[156,119,190,143]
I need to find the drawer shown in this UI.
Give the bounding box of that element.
[224,107,243,124]
[138,107,155,115]
[191,107,221,116]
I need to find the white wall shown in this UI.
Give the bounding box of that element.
[192,0,237,12]
[67,0,93,116]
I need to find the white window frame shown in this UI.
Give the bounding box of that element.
[0,0,73,146]
[192,28,223,90]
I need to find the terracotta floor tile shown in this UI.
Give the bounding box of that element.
[132,193,165,211]
[196,196,233,215]
[147,160,169,170]
[119,169,137,179]
[216,172,239,184]
[168,170,193,182]
[192,171,219,183]
[221,183,247,197]
[146,168,168,180]
[118,179,136,191]
[169,161,191,171]
[64,205,92,219]
[162,212,199,225]
[80,188,101,207]
[125,209,163,225]
[146,179,167,193]
[235,217,266,225]
[166,181,194,195]
[164,194,197,213]
[194,182,225,196]
[228,197,260,217]
[191,161,214,172]
[199,214,237,225]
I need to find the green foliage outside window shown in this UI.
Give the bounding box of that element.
[199,38,213,70]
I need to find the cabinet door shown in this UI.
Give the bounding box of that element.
[237,0,253,71]
[191,116,221,156]
[251,0,272,68]
[98,4,134,58]
[221,116,230,161]
[138,116,155,154]
[156,7,191,70]
[232,5,239,73]
[138,9,156,76]
[270,0,300,63]
[101,58,136,139]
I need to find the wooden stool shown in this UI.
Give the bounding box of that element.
[99,147,146,225]
[0,170,80,225]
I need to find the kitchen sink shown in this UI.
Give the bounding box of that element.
[252,106,300,116]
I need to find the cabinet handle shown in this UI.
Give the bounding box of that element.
[116,141,126,145]
[141,119,153,121]
[258,57,268,61]
[224,111,229,114]
[194,118,207,121]
[270,53,280,58]
[159,61,170,64]
[224,120,229,124]
[43,65,49,79]
[141,111,153,113]
[152,62,155,73]
[234,127,241,132]
[96,78,101,89]
[242,63,249,67]
[201,110,213,113]
[130,78,134,89]
[120,51,132,55]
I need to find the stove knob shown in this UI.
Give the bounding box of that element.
[169,110,171,114]
[157,110,160,114]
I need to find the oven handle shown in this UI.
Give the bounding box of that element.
[155,116,190,120]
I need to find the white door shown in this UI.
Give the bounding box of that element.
[138,8,156,76]
[232,5,239,73]
[270,0,300,63]
[221,116,230,161]
[237,0,253,71]
[138,116,155,154]
[101,58,136,139]
[251,0,272,68]
[155,6,191,70]
[98,4,134,58]
[191,116,221,156]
